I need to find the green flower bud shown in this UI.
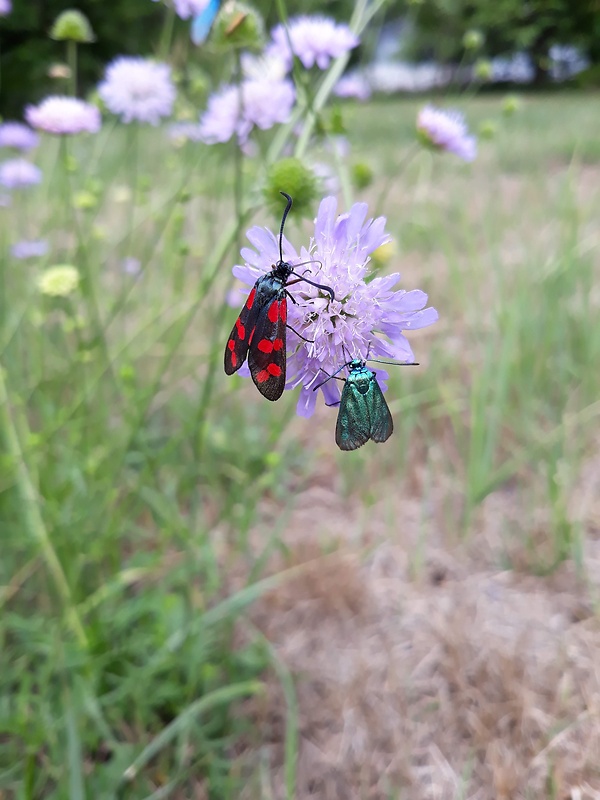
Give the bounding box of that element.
[474,59,493,81]
[502,94,522,116]
[478,119,497,139]
[463,29,484,51]
[211,2,265,52]
[73,190,96,210]
[264,158,318,219]
[351,161,373,190]
[50,10,95,43]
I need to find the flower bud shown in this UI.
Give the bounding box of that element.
[50,10,95,43]
[264,158,317,218]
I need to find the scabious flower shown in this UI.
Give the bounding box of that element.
[198,77,295,145]
[0,0,11,16]
[334,72,372,101]
[168,121,205,144]
[98,57,175,125]
[0,158,42,188]
[231,196,438,417]
[0,122,39,151]
[11,240,48,259]
[38,264,79,297]
[174,0,211,19]
[268,16,359,71]
[416,105,477,162]
[25,96,101,135]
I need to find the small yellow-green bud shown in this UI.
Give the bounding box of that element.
[371,240,396,268]
[211,2,265,52]
[463,29,484,51]
[50,10,95,43]
[478,119,497,139]
[38,265,80,297]
[264,158,318,219]
[474,59,493,81]
[502,94,522,116]
[73,190,96,210]
[351,161,373,191]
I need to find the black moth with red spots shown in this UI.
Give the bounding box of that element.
[224,192,335,401]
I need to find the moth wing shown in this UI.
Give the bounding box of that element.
[335,382,372,451]
[368,376,394,443]
[247,297,287,401]
[224,284,261,375]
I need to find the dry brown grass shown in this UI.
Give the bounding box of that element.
[240,468,600,798]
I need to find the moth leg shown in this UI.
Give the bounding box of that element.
[286,324,313,342]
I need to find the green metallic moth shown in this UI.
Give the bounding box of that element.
[314,357,418,451]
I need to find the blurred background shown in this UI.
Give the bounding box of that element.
[1,1,600,798]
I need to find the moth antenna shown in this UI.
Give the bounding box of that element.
[279,191,293,264]
[367,358,420,367]
[312,361,353,391]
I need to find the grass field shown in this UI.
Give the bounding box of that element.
[1,92,600,798]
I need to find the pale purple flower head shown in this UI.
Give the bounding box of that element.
[334,72,372,101]
[0,122,39,151]
[199,77,295,145]
[168,121,204,144]
[25,96,101,135]
[0,158,42,188]
[11,240,48,259]
[417,105,477,162]
[174,0,210,19]
[268,16,359,71]
[231,196,439,417]
[98,57,175,125]
[0,0,11,16]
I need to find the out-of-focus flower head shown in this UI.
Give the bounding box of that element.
[38,264,80,297]
[198,76,295,144]
[0,158,42,188]
[241,51,287,81]
[11,240,48,260]
[50,9,95,42]
[98,57,176,125]
[0,0,12,16]
[0,122,39,151]
[174,0,212,19]
[268,16,359,71]
[416,104,477,162]
[334,72,372,101]
[231,196,438,417]
[25,96,101,135]
[168,121,205,145]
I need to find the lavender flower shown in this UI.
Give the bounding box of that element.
[168,121,204,144]
[268,16,359,71]
[0,158,42,188]
[98,57,176,125]
[0,122,39,151]
[416,105,477,162]
[199,77,295,145]
[334,72,372,101]
[25,96,101,135]
[0,0,11,16]
[232,196,438,416]
[11,240,48,259]
[174,0,211,19]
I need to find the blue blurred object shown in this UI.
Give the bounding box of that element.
[191,0,220,45]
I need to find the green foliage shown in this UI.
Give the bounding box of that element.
[0,1,162,115]
[403,0,600,76]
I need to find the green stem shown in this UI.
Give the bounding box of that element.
[158,5,176,60]
[66,40,78,96]
[294,0,385,160]
[0,365,88,648]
